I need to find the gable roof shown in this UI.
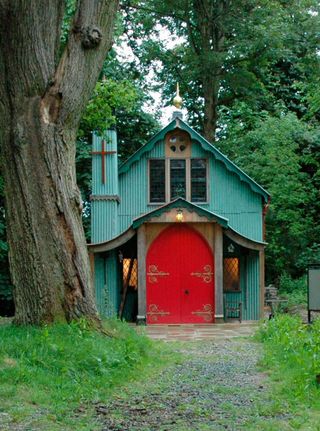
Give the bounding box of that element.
[119,117,270,203]
[132,197,229,229]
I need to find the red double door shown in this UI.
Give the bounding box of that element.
[146,225,215,324]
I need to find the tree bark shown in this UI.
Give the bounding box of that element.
[191,0,229,142]
[0,0,119,324]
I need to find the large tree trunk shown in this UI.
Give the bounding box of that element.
[203,79,218,142]
[0,0,119,324]
[192,0,228,142]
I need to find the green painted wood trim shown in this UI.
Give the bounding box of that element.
[119,120,177,174]
[119,118,270,202]
[132,198,229,229]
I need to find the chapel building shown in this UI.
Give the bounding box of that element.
[89,102,270,324]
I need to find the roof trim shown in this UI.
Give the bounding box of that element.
[132,198,229,229]
[119,118,270,202]
[224,227,267,251]
[88,227,136,253]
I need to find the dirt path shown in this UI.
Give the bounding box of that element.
[95,337,288,431]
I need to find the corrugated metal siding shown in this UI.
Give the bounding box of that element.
[118,140,164,233]
[116,138,262,242]
[242,252,260,320]
[94,251,120,317]
[211,159,262,241]
[91,201,118,243]
[92,130,263,322]
[224,252,260,320]
[91,131,119,243]
[105,251,120,317]
[92,131,118,196]
[94,254,105,316]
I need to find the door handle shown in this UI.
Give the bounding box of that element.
[185,290,189,295]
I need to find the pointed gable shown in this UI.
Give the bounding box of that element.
[119,117,270,203]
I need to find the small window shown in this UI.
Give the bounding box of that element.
[149,160,165,203]
[223,257,240,292]
[191,159,207,202]
[170,159,186,200]
[123,258,138,289]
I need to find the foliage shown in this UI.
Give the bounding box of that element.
[79,78,138,138]
[217,112,320,281]
[278,274,307,310]
[0,319,165,429]
[122,0,320,139]
[60,0,77,51]
[257,315,320,407]
[279,273,307,296]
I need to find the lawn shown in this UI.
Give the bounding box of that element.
[256,314,320,430]
[1,315,320,430]
[0,319,175,430]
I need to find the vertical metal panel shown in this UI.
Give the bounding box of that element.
[94,254,105,316]
[210,158,262,241]
[242,252,260,320]
[92,131,118,196]
[191,141,262,241]
[104,250,120,317]
[224,252,260,320]
[94,251,120,317]
[118,140,165,233]
[91,200,118,243]
[91,131,119,243]
[92,132,263,243]
[224,291,242,315]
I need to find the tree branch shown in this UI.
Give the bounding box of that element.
[43,0,119,129]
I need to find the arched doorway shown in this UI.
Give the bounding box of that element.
[146,225,215,324]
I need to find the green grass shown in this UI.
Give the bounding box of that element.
[256,315,320,429]
[0,319,173,430]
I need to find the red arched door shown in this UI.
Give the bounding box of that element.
[146,225,214,324]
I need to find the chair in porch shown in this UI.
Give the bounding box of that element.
[223,294,242,323]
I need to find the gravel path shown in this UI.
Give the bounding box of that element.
[96,338,285,431]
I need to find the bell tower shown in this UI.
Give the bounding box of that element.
[91,129,119,243]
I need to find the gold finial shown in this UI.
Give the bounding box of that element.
[173,83,183,109]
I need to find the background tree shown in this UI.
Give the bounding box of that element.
[121,0,294,140]
[121,0,320,285]
[0,0,119,325]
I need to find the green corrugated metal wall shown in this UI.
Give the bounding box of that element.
[92,131,118,196]
[118,140,164,234]
[224,251,260,320]
[91,131,119,243]
[94,251,120,317]
[117,139,262,242]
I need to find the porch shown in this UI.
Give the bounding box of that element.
[135,322,258,341]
